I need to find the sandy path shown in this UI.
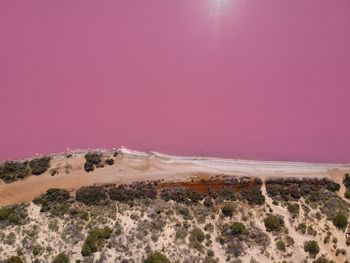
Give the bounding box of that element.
[0,149,349,206]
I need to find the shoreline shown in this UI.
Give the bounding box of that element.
[1,146,350,167]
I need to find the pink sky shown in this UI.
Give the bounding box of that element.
[1,0,350,163]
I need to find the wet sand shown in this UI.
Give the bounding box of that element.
[0,148,349,206]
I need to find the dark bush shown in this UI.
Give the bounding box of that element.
[29,156,51,175]
[33,189,70,216]
[109,182,157,202]
[52,253,69,263]
[332,212,348,230]
[83,152,102,172]
[76,186,107,205]
[230,222,245,234]
[144,252,171,263]
[221,203,235,217]
[105,158,114,165]
[304,240,320,257]
[6,256,24,263]
[0,161,29,182]
[84,152,102,165]
[81,227,112,256]
[84,161,94,172]
[264,214,284,232]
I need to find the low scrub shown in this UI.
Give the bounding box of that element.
[81,227,112,256]
[75,186,107,205]
[0,204,28,225]
[109,182,157,202]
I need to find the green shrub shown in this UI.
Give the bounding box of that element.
[6,256,23,263]
[276,240,286,251]
[190,227,205,243]
[229,222,246,234]
[29,157,51,175]
[332,212,348,230]
[272,200,279,205]
[264,214,284,232]
[81,227,112,256]
[52,252,69,263]
[221,203,235,217]
[287,203,300,216]
[75,186,107,205]
[304,240,320,257]
[0,161,29,182]
[144,252,171,263]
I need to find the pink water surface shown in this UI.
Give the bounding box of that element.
[1,1,350,163]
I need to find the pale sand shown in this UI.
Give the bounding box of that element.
[0,148,349,206]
